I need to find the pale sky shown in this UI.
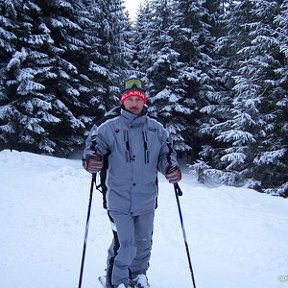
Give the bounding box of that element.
[124,0,142,20]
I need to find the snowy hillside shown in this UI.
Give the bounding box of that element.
[0,150,287,288]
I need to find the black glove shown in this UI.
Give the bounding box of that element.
[165,165,182,183]
[83,152,103,174]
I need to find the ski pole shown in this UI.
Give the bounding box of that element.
[174,183,197,288]
[78,173,96,288]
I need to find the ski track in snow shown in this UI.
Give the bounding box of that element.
[0,150,287,288]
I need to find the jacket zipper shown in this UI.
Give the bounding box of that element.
[142,131,149,164]
[124,130,131,162]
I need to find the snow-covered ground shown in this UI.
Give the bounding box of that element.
[0,150,288,288]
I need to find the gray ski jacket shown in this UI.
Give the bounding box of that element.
[83,106,179,215]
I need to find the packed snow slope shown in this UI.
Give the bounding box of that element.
[0,150,288,288]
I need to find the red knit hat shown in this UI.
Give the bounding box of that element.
[121,89,147,104]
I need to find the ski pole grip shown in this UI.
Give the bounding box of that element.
[174,183,183,196]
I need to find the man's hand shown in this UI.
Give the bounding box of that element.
[83,152,103,174]
[165,165,182,183]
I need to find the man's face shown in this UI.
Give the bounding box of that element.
[123,96,145,115]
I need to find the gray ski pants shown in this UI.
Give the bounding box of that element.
[106,210,155,287]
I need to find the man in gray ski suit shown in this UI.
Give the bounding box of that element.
[82,77,182,288]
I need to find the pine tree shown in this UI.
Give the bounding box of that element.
[172,0,222,157]
[0,0,66,154]
[0,0,19,150]
[253,0,288,196]
[131,1,153,76]
[35,0,97,156]
[273,0,288,196]
[0,0,133,156]
[139,0,191,151]
[87,0,133,115]
[202,0,288,195]
[195,0,251,182]
[198,0,239,170]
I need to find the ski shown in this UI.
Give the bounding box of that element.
[98,275,134,288]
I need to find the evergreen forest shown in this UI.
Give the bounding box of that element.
[0,0,287,197]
